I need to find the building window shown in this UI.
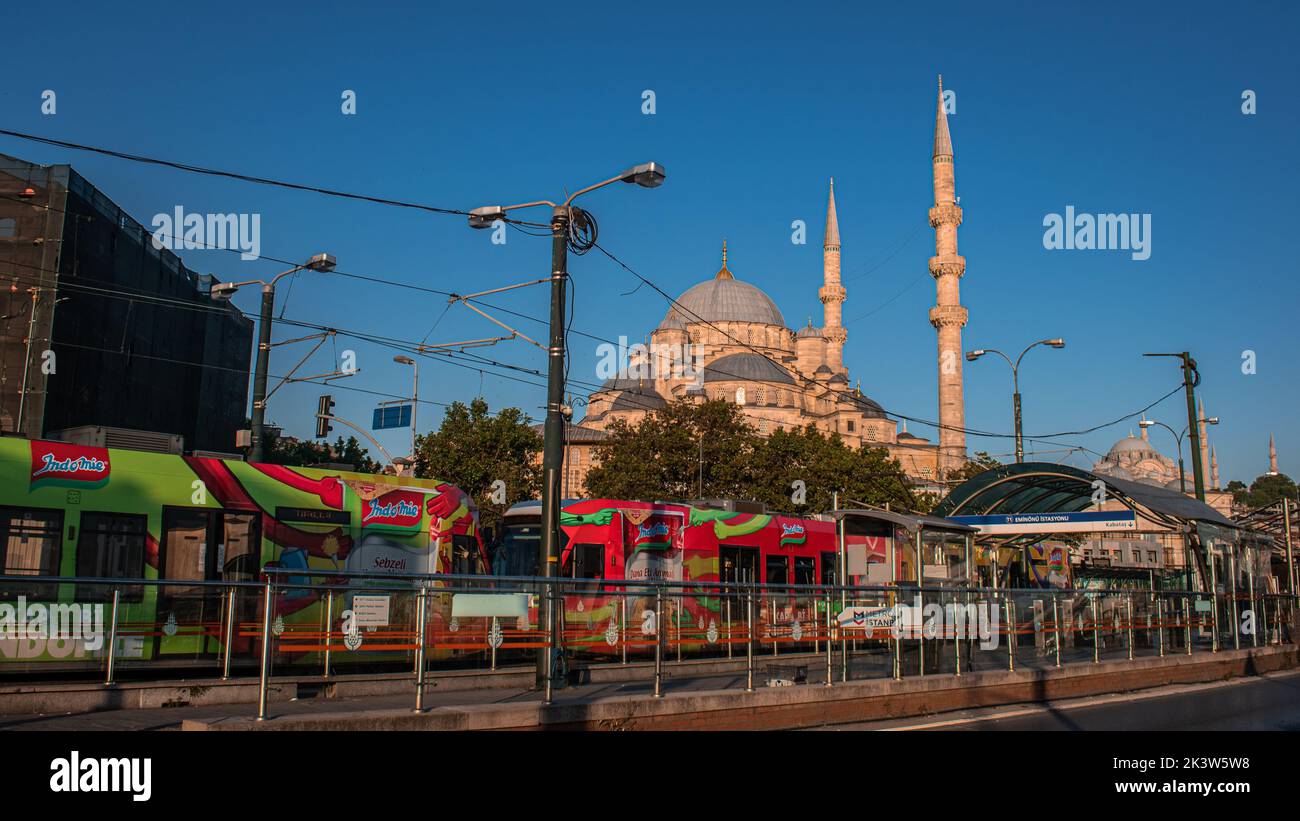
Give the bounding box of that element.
[0,218,15,239]
[735,386,746,405]
[755,387,765,405]
[846,420,856,433]
[867,427,877,441]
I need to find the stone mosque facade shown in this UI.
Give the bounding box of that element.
[570,80,971,493]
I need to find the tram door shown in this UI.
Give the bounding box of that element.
[159,508,260,654]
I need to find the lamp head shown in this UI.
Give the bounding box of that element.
[393,355,415,365]
[965,350,984,361]
[468,206,504,229]
[621,162,666,189]
[305,253,336,272]
[1139,419,1154,429]
[210,282,240,300]
[1045,338,1065,348]
[1207,417,1219,425]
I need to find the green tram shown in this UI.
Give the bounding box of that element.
[0,435,484,673]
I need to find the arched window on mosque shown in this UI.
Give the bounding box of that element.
[735,386,746,405]
[755,387,765,405]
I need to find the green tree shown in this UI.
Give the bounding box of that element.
[413,397,542,527]
[584,400,757,501]
[1232,473,1298,509]
[266,434,379,473]
[948,451,1003,483]
[584,402,918,513]
[746,424,917,514]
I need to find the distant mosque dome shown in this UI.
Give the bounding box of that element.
[1107,435,1160,460]
[657,244,785,330]
[703,352,796,385]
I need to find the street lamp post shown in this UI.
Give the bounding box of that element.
[468,162,665,689]
[1140,417,1218,495]
[213,253,337,463]
[965,338,1065,462]
[1143,352,1206,502]
[393,355,419,462]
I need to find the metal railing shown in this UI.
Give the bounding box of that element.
[0,572,1294,720]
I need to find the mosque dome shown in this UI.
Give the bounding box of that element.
[657,243,785,331]
[702,352,796,385]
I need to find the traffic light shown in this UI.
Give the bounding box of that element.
[315,395,335,438]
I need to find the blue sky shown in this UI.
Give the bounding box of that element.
[2,0,1295,485]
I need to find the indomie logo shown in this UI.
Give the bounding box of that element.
[632,518,674,551]
[29,442,110,490]
[363,499,420,523]
[361,490,423,527]
[779,522,806,545]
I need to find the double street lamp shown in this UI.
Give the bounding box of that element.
[966,338,1065,463]
[212,252,337,463]
[468,162,665,691]
[1139,417,1218,494]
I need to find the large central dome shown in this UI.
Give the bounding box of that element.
[657,246,785,331]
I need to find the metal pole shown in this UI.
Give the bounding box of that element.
[1157,595,1165,657]
[621,596,628,664]
[1091,595,1100,664]
[1013,389,1023,463]
[954,591,961,677]
[1126,595,1134,661]
[1184,596,1192,655]
[410,360,419,460]
[1053,595,1061,668]
[1005,597,1015,672]
[1247,561,1257,649]
[825,590,833,687]
[725,596,732,659]
[413,588,427,713]
[543,586,555,705]
[675,592,682,663]
[537,206,570,690]
[223,584,237,680]
[104,587,120,686]
[321,589,333,679]
[249,282,278,463]
[1179,352,1207,502]
[1284,499,1297,600]
[1208,549,1220,652]
[653,586,664,698]
[918,586,926,677]
[490,616,498,671]
[257,580,273,721]
[1229,546,1240,651]
[745,585,755,693]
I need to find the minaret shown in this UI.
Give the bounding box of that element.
[1270,433,1279,475]
[929,75,968,476]
[820,179,846,373]
[1197,400,1211,488]
[1211,447,1220,490]
[1140,414,1149,441]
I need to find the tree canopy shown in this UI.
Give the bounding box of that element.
[1231,473,1298,510]
[266,434,379,473]
[582,400,919,514]
[414,397,542,526]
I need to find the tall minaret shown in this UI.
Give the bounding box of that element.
[820,179,846,373]
[929,75,968,476]
[1269,434,1279,475]
[1211,447,1220,490]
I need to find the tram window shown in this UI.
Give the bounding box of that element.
[0,507,63,601]
[570,543,604,588]
[76,513,146,601]
[765,555,788,586]
[221,512,259,581]
[820,552,837,586]
[452,535,478,575]
[794,556,816,587]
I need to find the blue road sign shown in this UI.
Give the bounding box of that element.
[372,404,412,430]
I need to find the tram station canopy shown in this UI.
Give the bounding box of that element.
[931,462,1235,529]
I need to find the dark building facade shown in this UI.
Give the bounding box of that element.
[0,153,252,452]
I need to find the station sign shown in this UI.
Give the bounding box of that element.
[948,510,1136,535]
